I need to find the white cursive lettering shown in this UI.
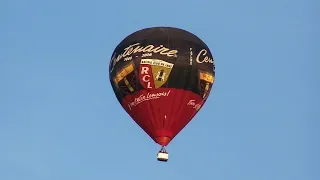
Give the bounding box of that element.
[127,91,171,110]
[187,100,202,111]
[110,43,178,72]
[196,49,214,64]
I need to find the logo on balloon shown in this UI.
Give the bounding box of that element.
[110,43,178,73]
[187,100,202,111]
[139,59,174,89]
[198,70,214,99]
[127,90,171,110]
[113,63,136,94]
[196,49,214,64]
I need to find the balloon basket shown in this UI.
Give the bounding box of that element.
[157,146,168,162]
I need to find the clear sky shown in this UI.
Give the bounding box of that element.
[1,0,319,180]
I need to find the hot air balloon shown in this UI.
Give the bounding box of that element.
[109,27,215,162]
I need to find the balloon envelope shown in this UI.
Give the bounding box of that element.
[109,27,215,146]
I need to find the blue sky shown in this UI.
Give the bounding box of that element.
[1,0,319,179]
